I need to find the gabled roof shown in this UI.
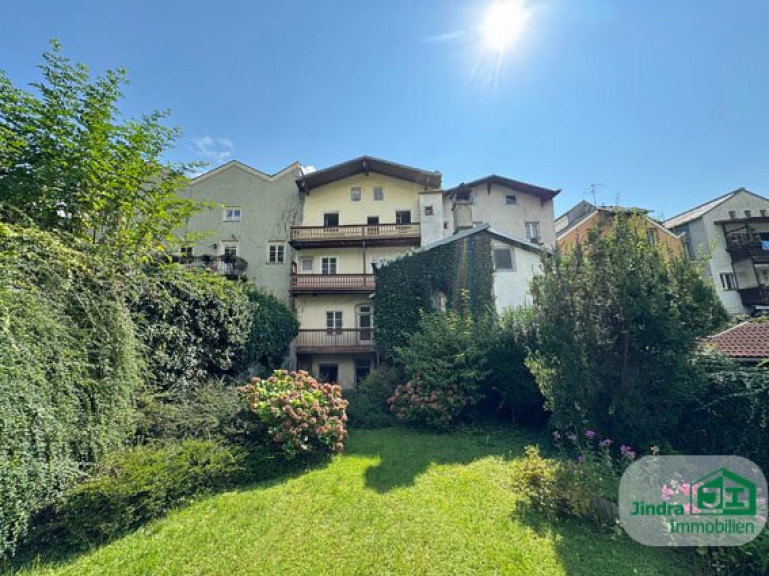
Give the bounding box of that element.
[191,160,301,185]
[663,190,741,229]
[418,223,550,256]
[555,202,653,237]
[706,321,769,361]
[296,156,442,192]
[444,175,560,203]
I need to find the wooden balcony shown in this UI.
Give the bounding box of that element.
[738,286,769,307]
[291,274,375,293]
[178,255,248,279]
[295,329,374,354]
[726,241,769,264]
[290,223,420,248]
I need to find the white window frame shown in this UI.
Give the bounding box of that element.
[267,242,285,264]
[373,186,384,201]
[326,310,343,330]
[300,257,314,273]
[351,187,362,202]
[525,221,541,242]
[223,207,242,222]
[222,241,239,258]
[493,247,515,271]
[719,272,738,291]
[321,256,338,275]
[180,245,193,258]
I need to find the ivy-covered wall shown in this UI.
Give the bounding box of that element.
[373,231,494,360]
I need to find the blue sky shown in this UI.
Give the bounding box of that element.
[2,0,769,219]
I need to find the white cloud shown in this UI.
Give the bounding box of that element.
[192,136,235,164]
[301,164,317,175]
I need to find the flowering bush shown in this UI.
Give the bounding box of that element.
[388,378,472,430]
[240,370,348,459]
[513,429,640,527]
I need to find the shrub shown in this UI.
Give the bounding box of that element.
[240,370,348,459]
[387,308,489,430]
[0,224,140,558]
[344,391,396,429]
[484,308,544,422]
[25,440,246,553]
[528,214,728,447]
[124,264,253,390]
[134,381,246,442]
[237,287,299,377]
[677,349,769,470]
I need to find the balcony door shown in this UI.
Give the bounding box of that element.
[323,213,339,227]
[357,305,372,343]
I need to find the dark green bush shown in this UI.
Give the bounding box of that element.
[0,224,140,558]
[678,350,769,471]
[28,440,245,552]
[238,287,299,377]
[124,264,253,390]
[344,390,396,429]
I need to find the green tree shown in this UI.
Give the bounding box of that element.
[527,214,728,447]
[0,40,199,259]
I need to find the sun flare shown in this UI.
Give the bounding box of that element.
[481,1,528,52]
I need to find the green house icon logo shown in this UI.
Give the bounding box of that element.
[690,468,756,516]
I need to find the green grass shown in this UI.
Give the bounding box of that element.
[12,427,691,576]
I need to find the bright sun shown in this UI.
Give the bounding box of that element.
[481,1,528,52]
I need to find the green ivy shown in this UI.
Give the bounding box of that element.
[373,232,494,360]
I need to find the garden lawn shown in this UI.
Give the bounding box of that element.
[14,428,691,576]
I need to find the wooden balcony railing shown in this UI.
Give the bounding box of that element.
[726,241,769,263]
[738,286,769,307]
[178,255,248,278]
[291,274,375,292]
[290,223,420,244]
[296,329,374,352]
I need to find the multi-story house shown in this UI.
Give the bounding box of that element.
[441,175,560,248]
[555,201,683,257]
[664,188,769,315]
[289,156,442,386]
[179,160,303,302]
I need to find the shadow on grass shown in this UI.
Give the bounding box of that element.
[4,447,333,574]
[347,423,545,493]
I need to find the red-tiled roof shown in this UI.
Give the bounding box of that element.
[707,322,769,359]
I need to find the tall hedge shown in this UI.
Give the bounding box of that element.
[0,224,140,557]
[374,232,494,360]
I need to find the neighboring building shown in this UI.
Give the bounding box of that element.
[290,156,442,387]
[555,201,683,257]
[706,321,769,364]
[180,160,303,302]
[664,188,769,315]
[441,175,560,248]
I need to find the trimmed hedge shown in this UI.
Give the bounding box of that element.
[0,224,140,557]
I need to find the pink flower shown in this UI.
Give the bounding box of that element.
[599,438,612,448]
[576,455,586,464]
[661,485,675,501]
[679,483,691,496]
[585,430,596,439]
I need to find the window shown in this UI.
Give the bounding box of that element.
[180,246,193,258]
[318,364,339,383]
[355,358,372,385]
[300,257,313,273]
[493,248,514,271]
[744,210,752,218]
[367,216,380,225]
[396,210,412,225]
[324,213,339,227]
[222,242,238,259]
[357,305,373,342]
[761,209,767,217]
[268,243,285,264]
[424,205,434,216]
[525,221,541,242]
[223,207,241,222]
[505,195,517,205]
[728,210,737,219]
[720,273,738,291]
[326,311,343,330]
[321,257,338,275]
[647,228,658,244]
[374,187,384,201]
[351,187,361,202]
[456,189,471,202]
